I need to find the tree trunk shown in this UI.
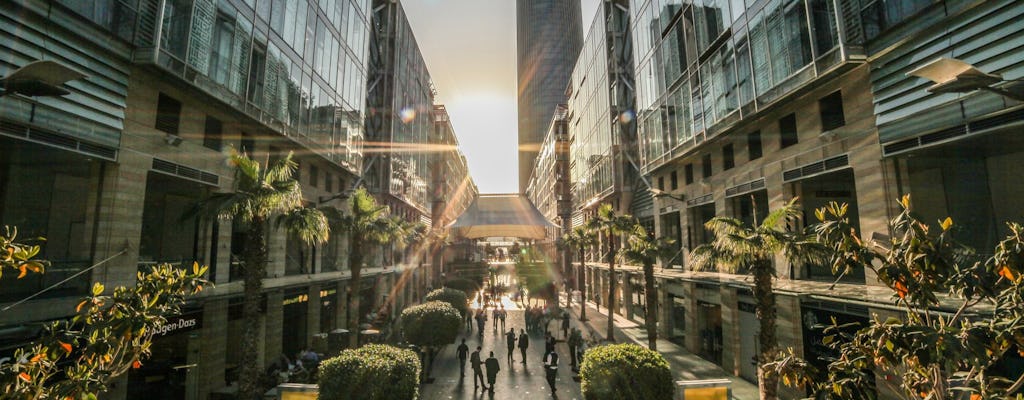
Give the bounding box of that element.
[579,248,587,321]
[606,232,616,342]
[643,262,658,350]
[754,261,778,400]
[348,246,363,349]
[238,219,267,400]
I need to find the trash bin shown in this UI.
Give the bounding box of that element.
[328,329,350,353]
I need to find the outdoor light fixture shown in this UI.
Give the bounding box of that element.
[0,60,87,98]
[907,57,1024,101]
[649,188,685,202]
[164,134,183,146]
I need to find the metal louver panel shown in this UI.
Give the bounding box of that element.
[0,119,118,161]
[782,154,850,182]
[882,107,1024,157]
[725,178,766,197]
[837,0,865,45]
[151,158,220,186]
[686,193,714,207]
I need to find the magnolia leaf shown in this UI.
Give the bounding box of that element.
[939,217,953,231]
[92,282,104,296]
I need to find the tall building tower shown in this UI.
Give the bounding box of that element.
[517,0,584,193]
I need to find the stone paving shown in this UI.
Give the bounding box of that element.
[419,298,583,400]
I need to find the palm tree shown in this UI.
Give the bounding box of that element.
[326,188,405,348]
[586,203,637,341]
[194,149,328,400]
[689,198,825,400]
[622,224,675,350]
[562,226,597,320]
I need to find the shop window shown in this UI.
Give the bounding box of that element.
[670,170,678,190]
[702,154,712,178]
[685,164,694,185]
[203,116,222,151]
[155,93,181,135]
[819,91,845,131]
[723,143,735,170]
[780,113,798,148]
[748,131,762,160]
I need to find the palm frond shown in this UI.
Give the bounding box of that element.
[276,207,330,245]
[264,151,298,184]
[759,197,800,230]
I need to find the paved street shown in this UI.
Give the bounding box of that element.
[420,298,583,400]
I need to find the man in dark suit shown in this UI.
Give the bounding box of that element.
[485,351,501,394]
[470,346,485,390]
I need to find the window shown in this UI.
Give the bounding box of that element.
[670,171,678,190]
[658,176,666,191]
[155,93,181,135]
[209,14,235,86]
[819,91,845,131]
[241,134,255,154]
[860,0,933,40]
[294,160,301,181]
[723,144,735,170]
[325,172,333,192]
[685,164,694,184]
[702,154,712,178]
[780,113,798,148]
[748,131,762,160]
[309,165,319,188]
[203,116,222,151]
[247,44,267,106]
[338,177,346,193]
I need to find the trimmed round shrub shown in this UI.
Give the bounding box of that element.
[318,344,420,400]
[424,287,469,318]
[443,278,480,297]
[400,301,462,347]
[580,343,674,400]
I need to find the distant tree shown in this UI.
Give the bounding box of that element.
[193,149,328,399]
[579,343,674,400]
[563,226,598,318]
[771,196,1024,400]
[400,301,462,382]
[586,204,637,341]
[318,344,420,400]
[424,288,469,319]
[622,224,675,350]
[0,226,208,399]
[690,198,826,400]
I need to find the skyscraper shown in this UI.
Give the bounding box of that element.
[517,0,584,192]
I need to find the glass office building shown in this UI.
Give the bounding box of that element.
[516,0,583,192]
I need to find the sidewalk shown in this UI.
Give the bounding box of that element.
[563,299,759,400]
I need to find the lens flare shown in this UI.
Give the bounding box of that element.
[399,107,417,123]
[619,109,636,124]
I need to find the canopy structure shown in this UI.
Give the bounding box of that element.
[446,194,558,239]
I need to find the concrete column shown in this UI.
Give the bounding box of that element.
[91,150,151,290]
[335,280,348,330]
[658,281,672,338]
[719,287,739,375]
[776,294,805,400]
[213,219,232,285]
[266,225,287,279]
[622,273,634,320]
[196,299,229,398]
[684,282,700,353]
[263,290,283,368]
[307,285,321,345]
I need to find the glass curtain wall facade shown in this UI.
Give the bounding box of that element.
[366,0,434,218]
[517,0,584,192]
[135,0,370,173]
[568,0,636,210]
[633,0,853,172]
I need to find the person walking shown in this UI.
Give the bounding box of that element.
[504,328,516,364]
[471,346,485,390]
[492,306,500,330]
[568,328,581,372]
[456,338,469,377]
[484,351,501,394]
[544,332,555,354]
[499,304,507,330]
[465,307,473,332]
[475,310,486,336]
[518,329,530,364]
[544,349,559,395]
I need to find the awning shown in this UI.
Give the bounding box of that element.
[445,194,559,239]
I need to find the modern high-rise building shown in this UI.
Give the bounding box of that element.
[516,0,583,192]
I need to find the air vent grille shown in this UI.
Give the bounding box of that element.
[152,158,220,186]
[782,154,849,182]
[883,107,1024,157]
[686,193,714,207]
[725,178,765,197]
[0,119,118,161]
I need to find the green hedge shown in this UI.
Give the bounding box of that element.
[580,343,674,400]
[424,287,469,318]
[400,301,462,347]
[318,344,420,400]
[443,278,480,297]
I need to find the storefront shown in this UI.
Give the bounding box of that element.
[697,300,723,366]
[668,294,687,347]
[282,288,310,358]
[320,287,337,333]
[126,309,202,399]
[800,300,871,396]
[737,301,759,383]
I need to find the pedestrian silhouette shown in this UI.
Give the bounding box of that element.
[471,346,485,390]
[484,351,500,394]
[457,338,469,377]
[544,349,559,395]
[518,329,529,364]
[504,328,516,364]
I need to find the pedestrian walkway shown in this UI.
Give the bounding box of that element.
[566,299,760,400]
[420,300,583,400]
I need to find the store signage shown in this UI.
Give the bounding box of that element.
[284,294,309,305]
[154,313,202,336]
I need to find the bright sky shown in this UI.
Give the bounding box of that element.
[403,0,601,194]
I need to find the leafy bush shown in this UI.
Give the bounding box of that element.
[400,301,462,347]
[443,278,480,297]
[580,343,674,400]
[318,344,420,400]
[424,287,469,318]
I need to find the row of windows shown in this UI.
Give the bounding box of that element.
[656,90,844,190]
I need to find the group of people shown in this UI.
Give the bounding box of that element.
[455,335,561,396]
[471,305,510,336]
[264,348,321,386]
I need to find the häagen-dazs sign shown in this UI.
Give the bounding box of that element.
[154,313,202,337]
